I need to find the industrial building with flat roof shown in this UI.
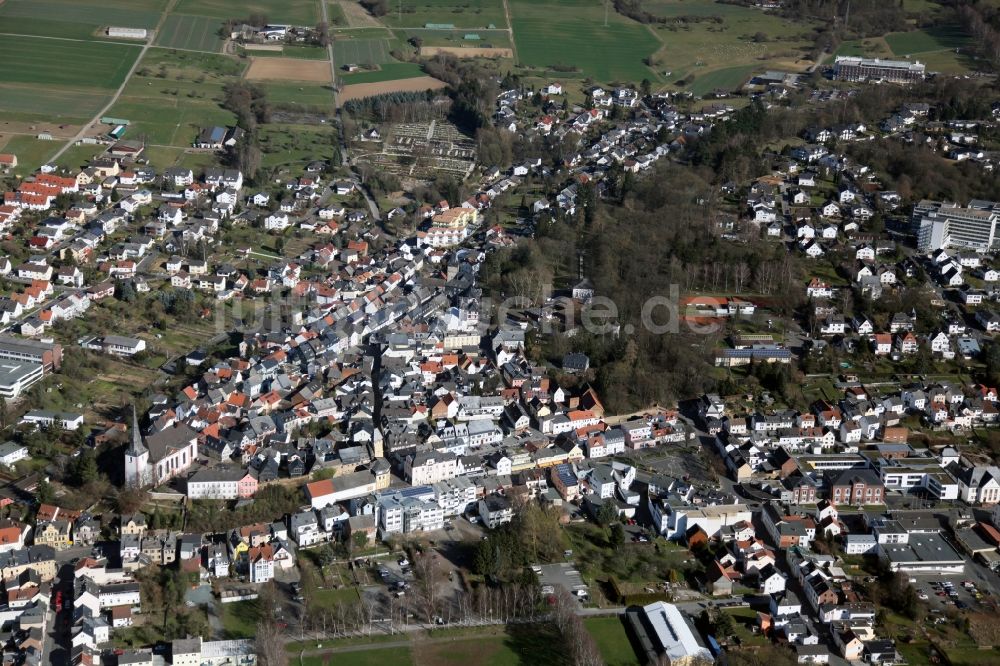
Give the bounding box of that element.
[879,532,965,573]
[628,602,713,666]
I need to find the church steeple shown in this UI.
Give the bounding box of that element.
[125,406,147,457]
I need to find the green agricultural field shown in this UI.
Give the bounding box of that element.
[340,62,426,83]
[106,96,236,146]
[687,64,759,96]
[0,16,107,41]
[156,14,226,52]
[885,24,970,55]
[172,0,321,25]
[333,38,394,66]
[380,0,507,30]
[260,82,334,107]
[510,0,661,82]
[140,49,246,79]
[642,0,819,90]
[583,617,641,666]
[0,35,139,89]
[0,84,106,123]
[0,0,162,32]
[396,28,513,49]
[0,135,59,174]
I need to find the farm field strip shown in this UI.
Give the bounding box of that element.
[172,0,321,25]
[333,38,394,66]
[0,0,163,30]
[0,34,140,89]
[155,14,226,52]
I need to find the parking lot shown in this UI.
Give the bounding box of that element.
[534,562,590,602]
[912,574,998,614]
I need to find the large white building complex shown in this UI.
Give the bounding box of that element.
[915,199,1000,253]
[833,56,925,83]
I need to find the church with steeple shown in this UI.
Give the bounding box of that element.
[123,407,199,488]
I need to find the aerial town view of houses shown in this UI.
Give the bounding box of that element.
[11,1,1000,666]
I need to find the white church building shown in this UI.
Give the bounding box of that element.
[124,408,198,487]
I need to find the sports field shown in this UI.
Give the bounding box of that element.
[510,0,661,82]
[172,0,321,25]
[0,35,139,89]
[334,38,394,66]
[380,0,507,29]
[156,14,226,52]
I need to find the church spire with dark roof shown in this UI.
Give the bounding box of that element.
[125,406,147,457]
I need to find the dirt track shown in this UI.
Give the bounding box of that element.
[337,76,446,106]
[420,46,513,59]
[245,57,331,82]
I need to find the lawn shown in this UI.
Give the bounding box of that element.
[311,586,361,606]
[259,124,338,168]
[340,62,427,83]
[172,0,321,25]
[302,650,412,666]
[53,143,108,170]
[885,24,971,56]
[380,0,507,30]
[510,0,662,82]
[218,599,260,639]
[155,14,226,52]
[0,35,140,89]
[412,635,520,666]
[583,617,641,666]
[0,135,60,173]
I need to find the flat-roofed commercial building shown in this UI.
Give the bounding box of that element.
[0,360,43,398]
[915,200,1000,253]
[834,56,925,83]
[0,336,61,371]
